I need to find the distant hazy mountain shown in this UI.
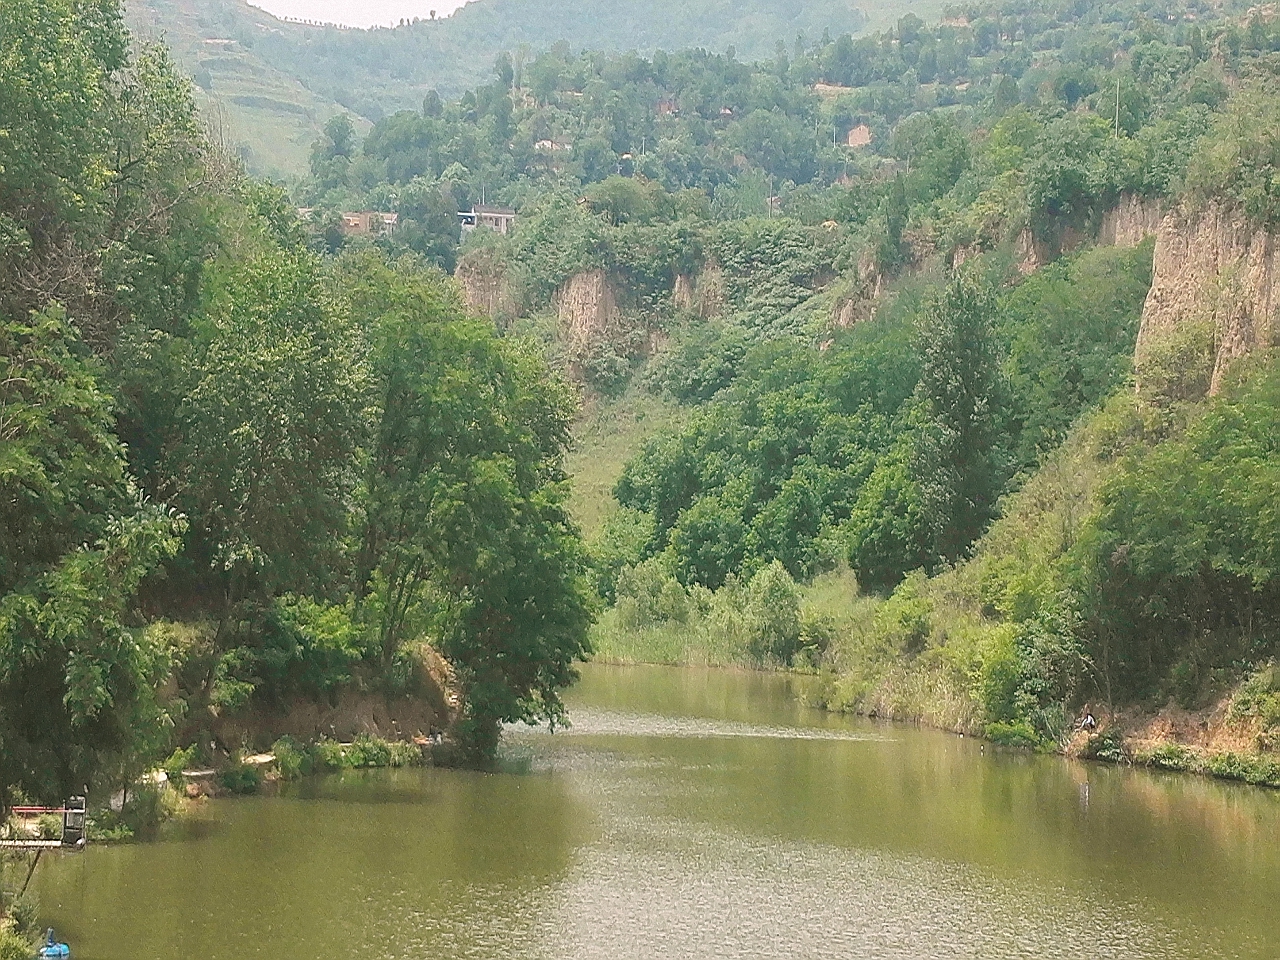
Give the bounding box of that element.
[127,0,922,176]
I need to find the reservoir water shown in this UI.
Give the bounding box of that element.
[35,663,1280,958]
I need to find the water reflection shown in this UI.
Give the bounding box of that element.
[35,663,1280,960]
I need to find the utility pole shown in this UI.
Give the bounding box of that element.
[1114,77,1120,138]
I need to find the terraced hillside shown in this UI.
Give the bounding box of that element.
[126,0,354,177]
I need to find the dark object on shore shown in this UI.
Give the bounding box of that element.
[62,796,86,849]
[39,929,70,959]
[1,797,87,851]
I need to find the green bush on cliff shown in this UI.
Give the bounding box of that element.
[1184,84,1280,225]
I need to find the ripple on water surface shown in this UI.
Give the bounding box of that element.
[548,707,893,742]
[32,665,1280,960]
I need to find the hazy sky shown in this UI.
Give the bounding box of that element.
[248,0,473,27]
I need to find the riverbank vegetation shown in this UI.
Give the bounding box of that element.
[4,0,1280,898]
[441,0,1280,783]
[0,0,594,836]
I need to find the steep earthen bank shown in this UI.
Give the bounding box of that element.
[673,263,725,319]
[183,647,455,754]
[456,247,519,323]
[827,195,1280,789]
[556,267,620,353]
[1136,201,1280,395]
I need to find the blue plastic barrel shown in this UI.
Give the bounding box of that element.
[38,929,69,958]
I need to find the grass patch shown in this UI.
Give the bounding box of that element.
[283,735,426,778]
[1128,743,1280,787]
[566,385,682,538]
[590,616,746,666]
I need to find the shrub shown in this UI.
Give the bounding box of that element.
[163,744,201,785]
[272,736,311,780]
[1229,664,1280,728]
[36,813,62,840]
[1142,743,1198,772]
[7,897,37,938]
[85,813,133,842]
[347,734,392,768]
[308,738,349,771]
[130,783,183,831]
[388,741,424,767]
[218,764,262,795]
[984,720,1044,749]
[1083,730,1128,763]
[1204,752,1280,787]
[745,561,802,664]
[0,922,32,960]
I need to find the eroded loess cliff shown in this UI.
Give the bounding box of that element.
[1099,192,1165,249]
[455,248,519,323]
[673,263,725,319]
[557,268,620,353]
[1136,202,1280,396]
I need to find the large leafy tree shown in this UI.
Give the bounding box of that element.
[911,270,1008,564]
[0,308,128,593]
[342,252,592,758]
[171,242,365,601]
[0,0,211,346]
[1070,357,1280,701]
[0,309,184,806]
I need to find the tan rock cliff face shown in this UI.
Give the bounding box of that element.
[1099,192,1164,248]
[673,272,695,312]
[673,264,725,319]
[557,268,620,352]
[455,250,517,322]
[1136,203,1280,396]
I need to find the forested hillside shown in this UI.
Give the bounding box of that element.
[281,0,1280,781]
[127,0,902,175]
[4,0,1280,848]
[0,0,594,825]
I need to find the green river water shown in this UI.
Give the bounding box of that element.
[34,663,1280,959]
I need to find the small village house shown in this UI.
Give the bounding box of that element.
[459,205,517,235]
[340,211,398,235]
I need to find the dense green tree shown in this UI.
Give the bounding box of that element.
[0,308,185,805]
[171,244,364,601]
[341,253,592,757]
[1070,357,1280,702]
[911,270,1007,564]
[1000,242,1152,468]
[846,435,932,591]
[744,560,801,662]
[0,308,129,594]
[0,505,185,805]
